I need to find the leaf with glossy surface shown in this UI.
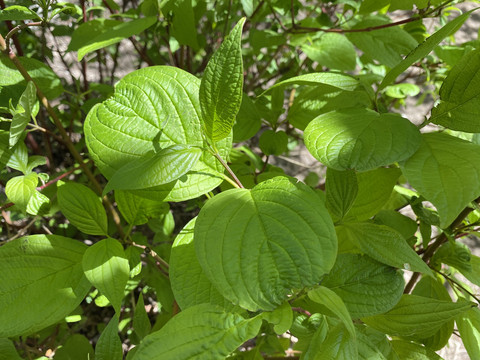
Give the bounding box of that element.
[85,66,231,202]
[116,190,169,226]
[431,49,480,132]
[341,222,432,275]
[304,109,421,171]
[0,235,90,337]
[104,145,202,193]
[362,294,474,337]
[132,304,262,360]
[322,254,404,318]
[200,18,245,142]
[57,182,108,236]
[380,10,474,90]
[195,176,337,311]
[9,81,36,148]
[5,173,38,212]
[170,218,234,310]
[95,315,123,360]
[325,168,358,221]
[82,238,130,313]
[400,132,480,228]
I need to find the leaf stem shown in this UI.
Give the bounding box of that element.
[213,151,244,189]
[433,268,480,304]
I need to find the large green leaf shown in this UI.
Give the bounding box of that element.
[82,238,130,314]
[456,306,480,360]
[9,81,36,148]
[310,321,358,360]
[95,315,123,360]
[195,176,337,311]
[400,132,480,228]
[170,218,234,310]
[0,54,63,107]
[57,182,108,236]
[84,66,231,202]
[301,33,356,71]
[380,10,474,90]
[347,17,417,68]
[104,145,202,193]
[0,235,90,337]
[322,254,404,318]
[430,49,480,132]
[362,294,474,337]
[115,190,169,226]
[340,222,432,275]
[200,18,245,142]
[131,304,262,360]
[304,109,421,171]
[76,17,157,61]
[325,168,358,221]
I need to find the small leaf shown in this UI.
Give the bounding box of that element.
[116,190,169,226]
[195,176,337,311]
[431,49,480,132]
[0,235,90,337]
[0,5,40,21]
[304,109,421,171]
[54,334,94,360]
[384,83,420,99]
[456,306,480,360]
[301,33,356,71]
[200,18,245,142]
[82,238,130,314]
[325,168,358,221]
[5,173,38,212]
[362,294,474,337]
[308,286,356,338]
[261,302,293,335]
[0,338,23,360]
[311,321,358,360]
[57,182,108,236]
[258,130,288,156]
[26,190,50,216]
[322,254,404,318]
[340,222,432,276]
[400,132,480,228]
[95,315,123,360]
[133,295,152,340]
[104,145,202,194]
[131,304,262,360]
[7,141,28,174]
[380,9,474,90]
[10,81,37,148]
[77,17,157,61]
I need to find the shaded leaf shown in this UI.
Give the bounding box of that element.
[9,81,36,148]
[95,315,123,360]
[325,168,358,221]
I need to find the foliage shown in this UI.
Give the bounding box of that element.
[1,0,480,359]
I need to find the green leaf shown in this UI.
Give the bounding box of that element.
[304,109,421,171]
[384,83,420,99]
[233,94,262,142]
[170,218,234,310]
[0,5,40,21]
[400,132,480,228]
[340,222,432,275]
[6,141,28,174]
[68,18,120,51]
[77,17,157,60]
[301,33,356,71]
[0,235,90,337]
[456,306,480,360]
[258,130,288,156]
[199,18,245,142]
[82,238,130,314]
[116,190,169,226]
[26,190,50,216]
[380,10,474,90]
[362,294,474,337]
[131,304,262,360]
[9,81,36,148]
[104,145,202,194]
[347,167,402,221]
[355,326,389,360]
[308,286,356,338]
[195,176,337,311]
[287,86,371,131]
[263,72,360,95]
[322,254,404,318]
[346,17,417,68]
[390,340,443,360]
[261,302,293,335]
[133,295,151,340]
[430,49,480,132]
[0,338,23,360]
[54,334,94,360]
[57,182,108,236]
[163,0,199,50]
[311,321,358,360]
[95,315,123,360]
[85,66,231,202]
[374,210,418,241]
[5,173,38,212]
[0,54,63,107]
[325,168,358,221]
